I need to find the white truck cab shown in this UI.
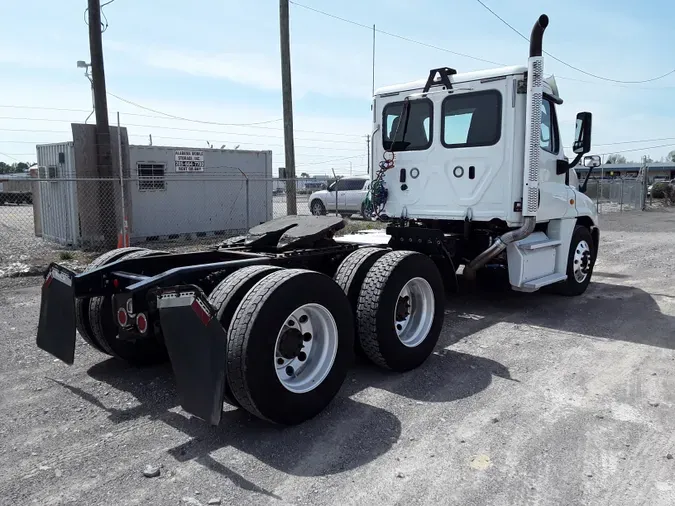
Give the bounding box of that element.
[367,15,599,295]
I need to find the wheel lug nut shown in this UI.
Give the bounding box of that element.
[303,333,312,342]
[396,324,403,331]
[298,352,307,362]
[299,315,308,323]
[287,320,295,327]
[285,366,294,376]
[277,358,284,365]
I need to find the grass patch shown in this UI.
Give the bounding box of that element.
[337,219,384,236]
[58,251,75,261]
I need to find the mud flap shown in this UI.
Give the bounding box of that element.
[36,264,77,365]
[157,286,228,425]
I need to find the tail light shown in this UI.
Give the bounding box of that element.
[117,307,128,327]
[136,313,148,334]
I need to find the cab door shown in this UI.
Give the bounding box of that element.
[537,97,575,221]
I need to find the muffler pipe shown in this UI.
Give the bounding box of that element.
[464,15,548,280]
[529,15,549,58]
[463,217,536,279]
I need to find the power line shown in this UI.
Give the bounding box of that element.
[107,92,284,126]
[297,154,365,167]
[0,151,22,162]
[0,116,365,146]
[290,1,503,66]
[565,136,675,149]
[555,75,675,91]
[473,0,675,84]
[292,1,675,91]
[594,142,675,157]
[3,125,673,151]
[0,104,366,138]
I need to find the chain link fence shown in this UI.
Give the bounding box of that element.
[0,176,345,277]
[585,177,648,213]
[7,171,669,277]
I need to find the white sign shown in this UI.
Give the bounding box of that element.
[175,150,205,172]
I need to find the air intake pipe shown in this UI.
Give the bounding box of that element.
[464,15,548,280]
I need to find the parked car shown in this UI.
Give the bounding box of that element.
[308,175,370,218]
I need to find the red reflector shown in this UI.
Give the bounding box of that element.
[117,307,128,326]
[113,279,120,289]
[136,313,148,334]
[191,300,212,326]
[44,273,53,288]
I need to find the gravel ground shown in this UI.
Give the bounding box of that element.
[2,209,675,505]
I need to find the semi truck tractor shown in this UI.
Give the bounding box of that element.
[36,14,599,426]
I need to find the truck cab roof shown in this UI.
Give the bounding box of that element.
[375,65,561,104]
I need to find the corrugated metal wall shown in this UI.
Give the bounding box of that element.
[36,143,79,246]
[128,146,273,239]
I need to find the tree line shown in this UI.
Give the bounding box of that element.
[605,151,675,165]
[0,162,31,174]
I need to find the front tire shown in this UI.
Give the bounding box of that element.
[357,251,444,371]
[226,269,354,425]
[310,199,326,216]
[554,225,596,296]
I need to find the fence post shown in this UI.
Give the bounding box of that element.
[595,180,599,213]
[116,112,128,246]
[620,179,624,212]
[245,178,250,230]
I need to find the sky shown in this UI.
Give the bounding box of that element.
[2,0,675,175]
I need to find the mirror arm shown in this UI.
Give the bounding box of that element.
[568,153,583,169]
[579,165,594,193]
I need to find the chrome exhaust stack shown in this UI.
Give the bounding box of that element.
[464,15,548,280]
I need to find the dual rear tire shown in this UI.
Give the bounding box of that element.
[208,267,355,425]
[76,247,170,366]
[208,248,445,425]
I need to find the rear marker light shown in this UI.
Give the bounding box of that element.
[136,313,148,334]
[191,299,212,326]
[117,307,128,327]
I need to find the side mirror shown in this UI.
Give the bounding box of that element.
[583,155,601,168]
[578,154,600,194]
[573,112,592,154]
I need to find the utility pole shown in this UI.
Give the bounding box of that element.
[366,134,371,175]
[88,0,117,247]
[280,0,297,215]
[372,24,376,97]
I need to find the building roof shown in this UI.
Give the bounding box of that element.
[375,65,530,96]
[595,162,675,170]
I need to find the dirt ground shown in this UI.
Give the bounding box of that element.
[2,209,675,505]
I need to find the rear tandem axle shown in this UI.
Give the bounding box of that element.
[36,215,448,426]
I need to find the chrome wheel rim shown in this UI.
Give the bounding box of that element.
[394,277,435,348]
[573,240,592,283]
[274,303,338,394]
[311,201,323,215]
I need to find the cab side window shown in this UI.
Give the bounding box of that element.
[540,99,559,154]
